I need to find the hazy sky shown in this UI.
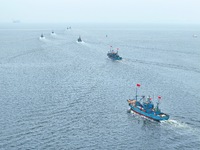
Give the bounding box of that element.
[1,0,200,24]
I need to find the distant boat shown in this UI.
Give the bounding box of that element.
[107,47,122,60]
[40,34,45,39]
[41,34,44,38]
[193,34,198,38]
[51,31,55,35]
[12,20,20,23]
[77,36,82,42]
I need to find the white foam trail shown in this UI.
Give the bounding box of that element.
[161,119,189,128]
[51,33,56,36]
[162,119,200,141]
[76,41,85,44]
[76,41,91,48]
[39,37,46,40]
[39,37,51,43]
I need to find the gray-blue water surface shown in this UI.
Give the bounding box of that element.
[0,23,200,150]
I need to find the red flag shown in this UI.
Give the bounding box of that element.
[136,83,141,87]
[158,96,162,99]
[150,98,152,100]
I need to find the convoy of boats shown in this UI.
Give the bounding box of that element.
[38,29,170,122]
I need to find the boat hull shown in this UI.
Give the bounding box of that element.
[129,104,169,122]
[108,57,122,60]
[107,54,122,60]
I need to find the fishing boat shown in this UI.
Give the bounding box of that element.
[107,46,122,60]
[127,84,169,122]
[77,36,82,42]
[40,34,44,38]
[51,31,55,34]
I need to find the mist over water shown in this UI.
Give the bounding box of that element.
[0,23,200,149]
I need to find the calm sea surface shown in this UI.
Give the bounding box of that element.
[0,23,200,150]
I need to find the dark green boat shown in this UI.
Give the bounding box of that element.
[107,47,122,60]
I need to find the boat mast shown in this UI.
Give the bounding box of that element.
[110,46,112,51]
[136,83,140,100]
[157,96,161,106]
[116,48,119,54]
[156,96,161,113]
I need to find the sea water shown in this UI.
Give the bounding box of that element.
[0,23,200,149]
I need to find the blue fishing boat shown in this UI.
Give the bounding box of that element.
[127,84,169,122]
[107,46,122,60]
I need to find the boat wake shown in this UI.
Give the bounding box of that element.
[51,33,56,37]
[125,58,200,74]
[161,119,190,128]
[39,37,46,40]
[76,41,85,44]
[161,119,200,140]
[39,37,51,43]
[76,41,92,48]
[128,110,200,139]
